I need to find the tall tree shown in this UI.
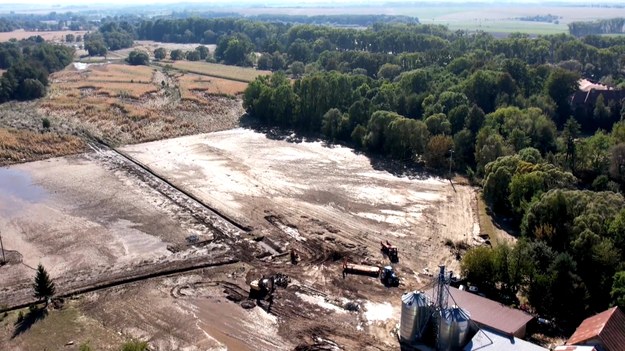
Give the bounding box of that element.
[563,117,581,172]
[153,47,166,60]
[612,271,625,308]
[544,68,579,126]
[33,263,55,305]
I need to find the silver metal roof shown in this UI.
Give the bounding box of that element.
[463,328,548,351]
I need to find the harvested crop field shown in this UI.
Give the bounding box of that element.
[177,73,249,101]
[0,128,482,350]
[35,63,245,146]
[0,127,85,166]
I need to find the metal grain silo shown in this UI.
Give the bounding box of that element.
[399,291,432,344]
[437,305,471,351]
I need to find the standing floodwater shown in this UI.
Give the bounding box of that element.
[0,167,47,216]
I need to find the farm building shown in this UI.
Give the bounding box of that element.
[444,287,534,338]
[463,328,548,351]
[565,306,625,351]
[571,89,625,107]
[425,286,534,338]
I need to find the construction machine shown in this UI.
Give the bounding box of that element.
[380,266,400,287]
[380,240,399,263]
[249,276,275,299]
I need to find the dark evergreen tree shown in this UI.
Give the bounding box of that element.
[33,263,55,304]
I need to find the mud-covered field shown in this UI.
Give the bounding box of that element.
[0,129,481,350]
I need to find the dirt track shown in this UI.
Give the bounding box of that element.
[0,128,481,350]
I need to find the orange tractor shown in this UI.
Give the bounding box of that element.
[381,240,399,263]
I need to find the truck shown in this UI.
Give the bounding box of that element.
[380,240,399,263]
[342,260,400,287]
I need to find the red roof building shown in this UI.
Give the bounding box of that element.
[566,307,625,351]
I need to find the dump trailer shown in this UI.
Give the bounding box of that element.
[380,240,399,263]
[342,260,381,277]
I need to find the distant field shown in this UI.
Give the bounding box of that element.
[36,62,245,146]
[54,64,158,99]
[163,61,271,83]
[235,4,625,35]
[439,20,568,35]
[0,29,86,42]
[177,73,248,102]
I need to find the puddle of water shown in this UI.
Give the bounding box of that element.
[0,168,47,202]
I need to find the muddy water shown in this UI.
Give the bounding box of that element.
[0,167,47,215]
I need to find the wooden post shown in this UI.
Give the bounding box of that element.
[0,230,5,264]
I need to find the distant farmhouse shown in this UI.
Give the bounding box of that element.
[571,79,625,131]
[571,79,625,106]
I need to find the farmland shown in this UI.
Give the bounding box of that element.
[176,73,249,101]
[0,29,86,42]
[0,127,84,165]
[231,4,625,35]
[164,60,271,82]
[31,63,250,146]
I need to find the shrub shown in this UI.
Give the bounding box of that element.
[121,340,149,351]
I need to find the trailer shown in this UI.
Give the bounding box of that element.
[342,260,381,277]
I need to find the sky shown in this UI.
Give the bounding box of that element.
[1,0,624,5]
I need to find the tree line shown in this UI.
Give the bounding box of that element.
[0,37,74,101]
[0,12,91,32]
[569,18,625,36]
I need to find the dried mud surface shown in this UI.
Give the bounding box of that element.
[1,129,482,350]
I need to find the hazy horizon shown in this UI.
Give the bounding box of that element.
[2,0,625,6]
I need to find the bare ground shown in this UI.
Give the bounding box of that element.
[0,128,483,350]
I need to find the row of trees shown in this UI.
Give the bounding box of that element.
[126,18,625,79]
[0,37,74,101]
[569,18,625,37]
[0,12,89,32]
[153,45,211,62]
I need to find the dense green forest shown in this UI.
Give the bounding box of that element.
[0,37,74,101]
